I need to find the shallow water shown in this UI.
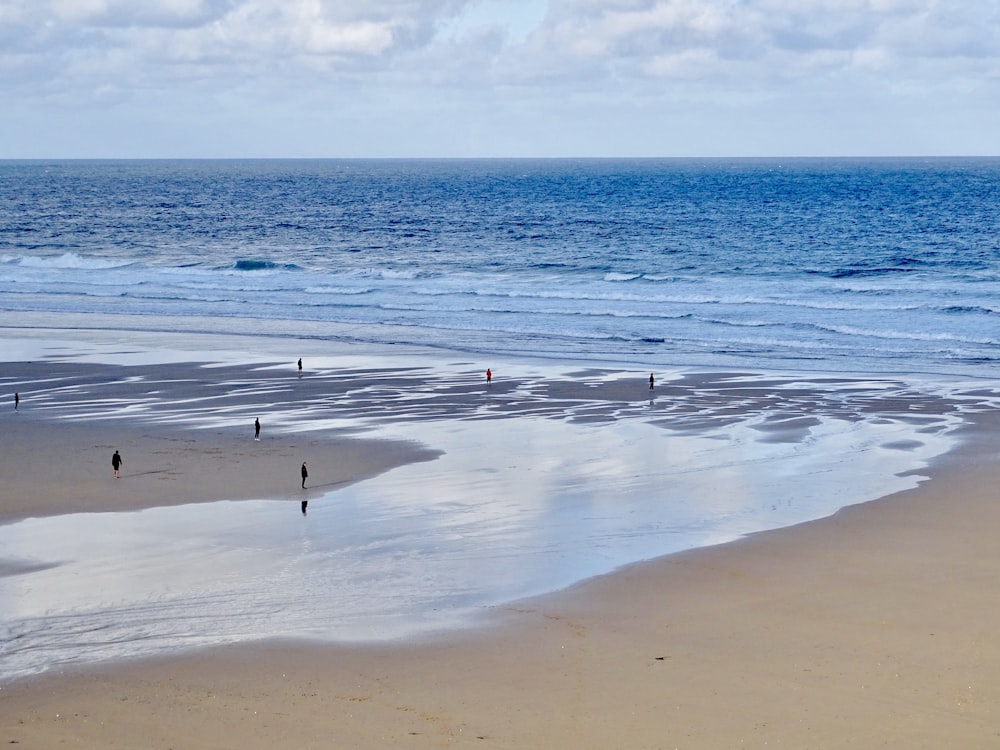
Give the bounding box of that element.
[2,339,990,682]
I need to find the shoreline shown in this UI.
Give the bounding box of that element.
[2,332,1000,746]
[5,308,996,382]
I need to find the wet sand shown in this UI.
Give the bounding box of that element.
[2,346,1000,747]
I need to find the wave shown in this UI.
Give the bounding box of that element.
[230,259,303,272]
[302,286,374,296]
[410,285,928,314]
[352,267,431,280]
[4,252,137,270]
[642,273,691,282]
[941,305,999,315]
[828,267,918,279]
[816,323,999,346]
[6,258,993,324]
[367,299,697,322]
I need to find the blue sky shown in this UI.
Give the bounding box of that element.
[2,0,998,158]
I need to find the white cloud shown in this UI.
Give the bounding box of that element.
[47,0,231,27]
[531,0,1000,83]
[4,0,998,81]
[0,0,998,156]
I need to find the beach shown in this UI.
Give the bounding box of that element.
[1,330,999,747]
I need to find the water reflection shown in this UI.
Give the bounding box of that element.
[0,412,955,682]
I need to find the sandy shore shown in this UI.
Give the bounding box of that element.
[2,352,1000,747]
[0,410,438,524]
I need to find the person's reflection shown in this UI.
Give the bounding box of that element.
[301,500,308,515]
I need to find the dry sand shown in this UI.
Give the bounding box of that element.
[2,362,1000,748]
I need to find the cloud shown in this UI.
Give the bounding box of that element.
[2,1,461,71]
[4,0,998,86]
[47,0,233,28]
[0,0,998,156]
[527,0,1000,85]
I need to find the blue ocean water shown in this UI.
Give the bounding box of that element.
[2,157,999,376]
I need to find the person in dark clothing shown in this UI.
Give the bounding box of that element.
[112,450,123,479]
[298,358,303,373]
[301,461,308,489]
[649,373,655,391]
[254,417,261,441]
[14,392,19,410]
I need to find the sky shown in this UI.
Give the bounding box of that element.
[1,0,999,158]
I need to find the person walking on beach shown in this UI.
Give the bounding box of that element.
[14,392,18,411]
[649,373,655,391]
[112,450,123,479]
[486,368,492,386]
[254,417,261,441]
[301,461,309,489]
[298,358,303,373]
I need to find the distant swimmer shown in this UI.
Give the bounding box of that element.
[649,373,655,391]
[486,368,492,386]
[112,450,123,479]
[254,417,261,441]
[301,461,309,489]
[14,392,18,410]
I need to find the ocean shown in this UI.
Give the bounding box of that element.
[3,157,999,377]
[2,158,1000,681]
